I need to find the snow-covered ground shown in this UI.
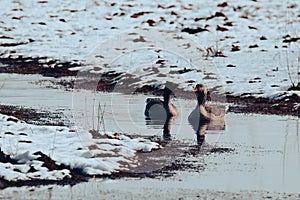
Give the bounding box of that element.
[0,0,299,98]
[0,113,160,180]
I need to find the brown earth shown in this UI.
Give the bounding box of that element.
[0,105,69,126]
[0,56,79,78]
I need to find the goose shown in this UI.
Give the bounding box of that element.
[144,85,178,140]
[144,86,178,121]
[188,83,226,145]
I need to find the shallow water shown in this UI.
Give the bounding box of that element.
[1,74,300,197]
[1,113,299,199]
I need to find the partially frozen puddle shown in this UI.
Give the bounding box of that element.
[0,74,300,196]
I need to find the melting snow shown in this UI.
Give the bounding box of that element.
[0,113,160,180]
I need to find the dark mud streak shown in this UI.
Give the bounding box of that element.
[0,175,87,190]
[226,94,300,117]
[0,105,68,126]
[0,56,79,78]
[0,162,188,189]
[0,42,28,47]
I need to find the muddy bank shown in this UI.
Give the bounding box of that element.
[0,56,79,78]
[226,93,300,117]
[0,104,69,126]
[0,138,234,189]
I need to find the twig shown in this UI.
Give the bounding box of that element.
[96,101,101,133]
[95,101,106,135]
[101,103,106,134]
[285,49,295,87]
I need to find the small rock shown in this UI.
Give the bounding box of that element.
[260,36,267,40]
[248,26,258,30]
[59,19,67,22]
[216,25,228,32]
[249,44,259,48]
[38,22,47,25]
[226,64,236,68]
[231,45,240,52]
[146,19,155,26]
[215,11,227,18]
[224,21,234,26]
[217,2,228,7]
[182,27,209,34]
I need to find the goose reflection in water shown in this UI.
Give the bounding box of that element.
[144,84,178,141]
[188,83,226,146]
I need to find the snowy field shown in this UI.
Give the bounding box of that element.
[0,0,299,96]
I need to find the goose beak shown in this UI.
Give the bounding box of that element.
[193,86,199,93]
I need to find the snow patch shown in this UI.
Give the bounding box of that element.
[0,113,160,180]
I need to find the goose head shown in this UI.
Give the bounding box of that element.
[163,82,176,104]
[163,87,174,100]
[193,83,207,105]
